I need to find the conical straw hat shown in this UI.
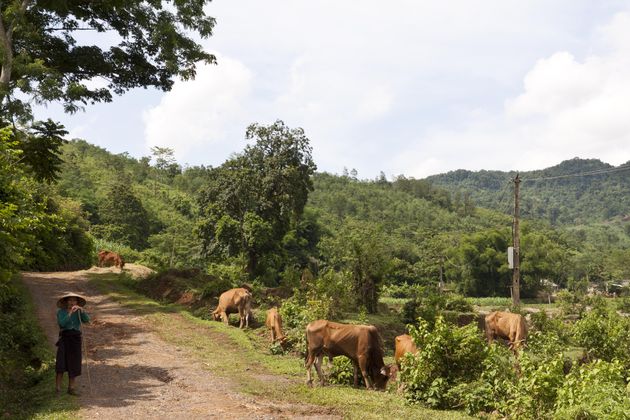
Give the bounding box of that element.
[57,292,87,308]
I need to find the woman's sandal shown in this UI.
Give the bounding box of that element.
[67,388,80,396]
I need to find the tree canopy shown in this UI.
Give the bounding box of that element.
[0,0,216,122]
[198,120,317,280]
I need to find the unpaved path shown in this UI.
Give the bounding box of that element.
[22,266,335,419]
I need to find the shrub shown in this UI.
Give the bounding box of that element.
[328,356,365,387]
[554,359,630,419]
[616,296,630,314]
[572,309,630,368]
[557,290,589,318]
[501,351,566,419]
[400,316,486,408]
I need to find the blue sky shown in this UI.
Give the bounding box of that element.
[35,0,630,179]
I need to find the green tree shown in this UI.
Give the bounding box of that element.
[97,180,151,249]
[1,0,215,121]
[449,229,511,297]
[198,120,317,279]
[18,119,67,183]
[319,220,391,313]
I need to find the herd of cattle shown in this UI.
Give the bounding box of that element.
[95,254,528,391]
[211,287,528,391]
[96,253,528,391]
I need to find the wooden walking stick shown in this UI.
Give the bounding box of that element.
[78,309,93,396]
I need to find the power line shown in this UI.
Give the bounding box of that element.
[523,164,630,183]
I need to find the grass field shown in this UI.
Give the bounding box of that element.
[89,273,473,419]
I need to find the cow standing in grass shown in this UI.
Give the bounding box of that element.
[265,307,286,343]
[389,334,418,390]
[485,311,528,352]
[305,320,392,390]
[212,288,252,328]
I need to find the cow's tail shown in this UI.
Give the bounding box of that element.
[304,329,309,366]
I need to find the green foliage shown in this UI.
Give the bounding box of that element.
[555,359,630,420]
[1,0,215,121]
[401,317,486,408]
[427,158,630,225]
[328,356,365,387]
[18,120,68,183]
[1,275,72,417]
[448,228,512,297]
[278,291,336,355]
[402,288,475,328]
[556,290,590,318]
[617,296,630,313]
[198,120,316,279]
[502,352,566,419]
[98,180,152,249]
[572,308,630,368]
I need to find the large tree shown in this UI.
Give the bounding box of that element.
[198,120,317,280]
[0,0,215,122]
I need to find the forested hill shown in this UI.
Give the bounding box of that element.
[426,158,630,225]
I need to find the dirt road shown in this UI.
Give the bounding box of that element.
[22,266,333,419]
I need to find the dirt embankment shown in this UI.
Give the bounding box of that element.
[21,267,335,419]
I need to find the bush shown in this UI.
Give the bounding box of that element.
[501,352,566,419]
[400,316,487,408]
[554,359,630,419]
[616,296,630,314]
[572,308,630,368]
[557,290,589,318]
[328,356,365,387]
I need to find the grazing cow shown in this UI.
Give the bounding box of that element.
[97,250,125,269]
[485,311,528,352]
[305,320,392,390]
[388,334,419,389]
[212,288,252,329]
[265,307,286,343]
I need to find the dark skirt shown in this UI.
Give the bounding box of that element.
[56,329,82,378]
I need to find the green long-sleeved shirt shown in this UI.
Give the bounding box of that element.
[57,308,90,331]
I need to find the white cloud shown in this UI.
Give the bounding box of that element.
[143,54,253,163]
[397,9,630,178]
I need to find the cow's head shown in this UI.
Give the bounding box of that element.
[374,364,394,390]
[212,312,222,322]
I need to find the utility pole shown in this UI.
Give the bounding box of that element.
[512,174,521,306]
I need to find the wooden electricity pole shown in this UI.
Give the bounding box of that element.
[512,174,521,306]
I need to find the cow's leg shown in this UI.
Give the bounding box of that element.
[305,352,316,387]
[358,355,372,389]
[221,312,229,325]
[352,361,359,387]
[314,354,326,386]
[270,328,276,342]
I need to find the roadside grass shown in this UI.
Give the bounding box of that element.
[88,272,472,420]
[6,276,78,420]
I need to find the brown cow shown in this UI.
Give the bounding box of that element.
[212,288,252,329]
[390,334,419,390]
[265,307,286,343]
[485,311,527,352]
[97,250,125,269]
[305,320,392,390]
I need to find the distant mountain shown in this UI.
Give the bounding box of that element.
[426,158,630,225]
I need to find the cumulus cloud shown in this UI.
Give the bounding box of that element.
[143,54,253,163]
[397,9,630,178]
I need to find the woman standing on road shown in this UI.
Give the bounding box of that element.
[55,292,90,396]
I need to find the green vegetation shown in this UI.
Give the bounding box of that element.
[0,275,77,419]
